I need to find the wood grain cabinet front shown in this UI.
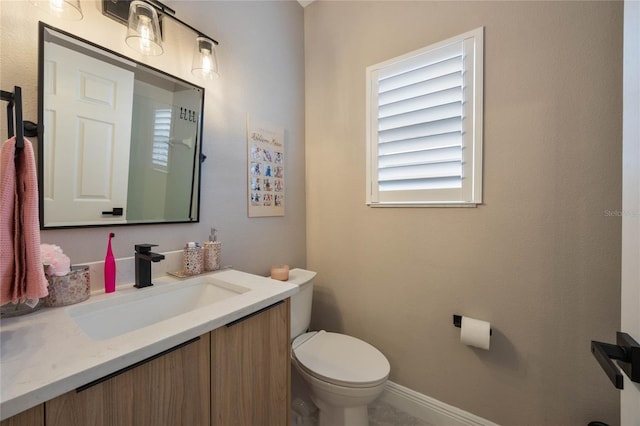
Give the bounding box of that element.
[211,299,291,426]
[0,405,43,426]
[45,334,210,426]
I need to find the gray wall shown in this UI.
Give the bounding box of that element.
[0,0,306,276]
[304,1,622,425]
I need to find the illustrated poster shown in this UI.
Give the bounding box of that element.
[247,115,285,217]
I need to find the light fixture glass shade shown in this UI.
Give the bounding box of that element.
[30,0,83,21]
[191,37,219,80]
[126,1,163,56]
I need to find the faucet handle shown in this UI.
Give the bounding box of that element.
[135,244,158,254]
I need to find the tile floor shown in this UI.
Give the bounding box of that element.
[368,400,432,426]
[291,397,431,426]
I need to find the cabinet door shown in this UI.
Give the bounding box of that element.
[0,405,43,426]
[211,299,290,426]
[46,334,210,426]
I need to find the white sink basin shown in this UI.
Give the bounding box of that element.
[66,275,250,340]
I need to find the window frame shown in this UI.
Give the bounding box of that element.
[366,27,484,207]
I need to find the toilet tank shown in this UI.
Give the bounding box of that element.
[286,268,317,339]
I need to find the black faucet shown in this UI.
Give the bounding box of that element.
[134,244,165,289]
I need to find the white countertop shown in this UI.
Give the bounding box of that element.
[0,269,297,421]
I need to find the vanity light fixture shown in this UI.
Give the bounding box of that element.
[31,0,83,21]
[102,0,220,79]
[191,36,219,80]
[126,1,163,56]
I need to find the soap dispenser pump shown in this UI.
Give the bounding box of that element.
[104,232,116,293]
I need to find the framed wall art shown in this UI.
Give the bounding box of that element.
[247,115,285,217]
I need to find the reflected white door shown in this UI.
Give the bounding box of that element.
[43,41,134,226]
[621,1,640,424]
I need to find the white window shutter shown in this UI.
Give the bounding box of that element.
[366,28,483,206]
[153,108,172,169]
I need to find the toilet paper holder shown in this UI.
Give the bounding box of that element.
[453,314,492,336]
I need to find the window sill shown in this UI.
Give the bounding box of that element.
[367,202,480,208]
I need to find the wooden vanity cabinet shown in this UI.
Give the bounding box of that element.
[2,298,291,426]
[45,334,210,426]
[0,405,43,426]
[211,299,291,426]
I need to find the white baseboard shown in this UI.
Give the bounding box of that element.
[380,381,500,426]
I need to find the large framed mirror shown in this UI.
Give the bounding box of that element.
[38,23,204,229]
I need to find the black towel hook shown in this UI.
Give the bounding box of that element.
[1,86,38,151]
[1,86,24,149]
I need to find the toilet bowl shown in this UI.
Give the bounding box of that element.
[291,331,390,426]
[287,269,391,426]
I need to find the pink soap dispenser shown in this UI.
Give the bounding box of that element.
[104,232,116,293]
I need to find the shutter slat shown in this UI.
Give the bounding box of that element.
[379,176,462,191]
[379,146,462,169]
[378,101,462,132]
[378,87,462,119]
[379,55,462,93]
[378,40,464,81]
[379,72,462,106]
[379,131,462,156]
[379,116,462,144]
[378,160,462,181]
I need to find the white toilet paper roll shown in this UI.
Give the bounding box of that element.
[460,316,491,350]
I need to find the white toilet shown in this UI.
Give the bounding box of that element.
[287,268,390,426]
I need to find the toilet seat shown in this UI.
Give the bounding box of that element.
[292,331,390,388]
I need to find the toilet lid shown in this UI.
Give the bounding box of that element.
[292,331,390,387]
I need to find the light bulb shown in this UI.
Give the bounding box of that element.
[137,15,153,54]
[200,48,213,73]
[49,0,64,14]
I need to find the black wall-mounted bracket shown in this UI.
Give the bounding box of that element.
[453,314,492,336]
[591,332,640,390]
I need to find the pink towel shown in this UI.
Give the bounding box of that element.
[0,137,48,306]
